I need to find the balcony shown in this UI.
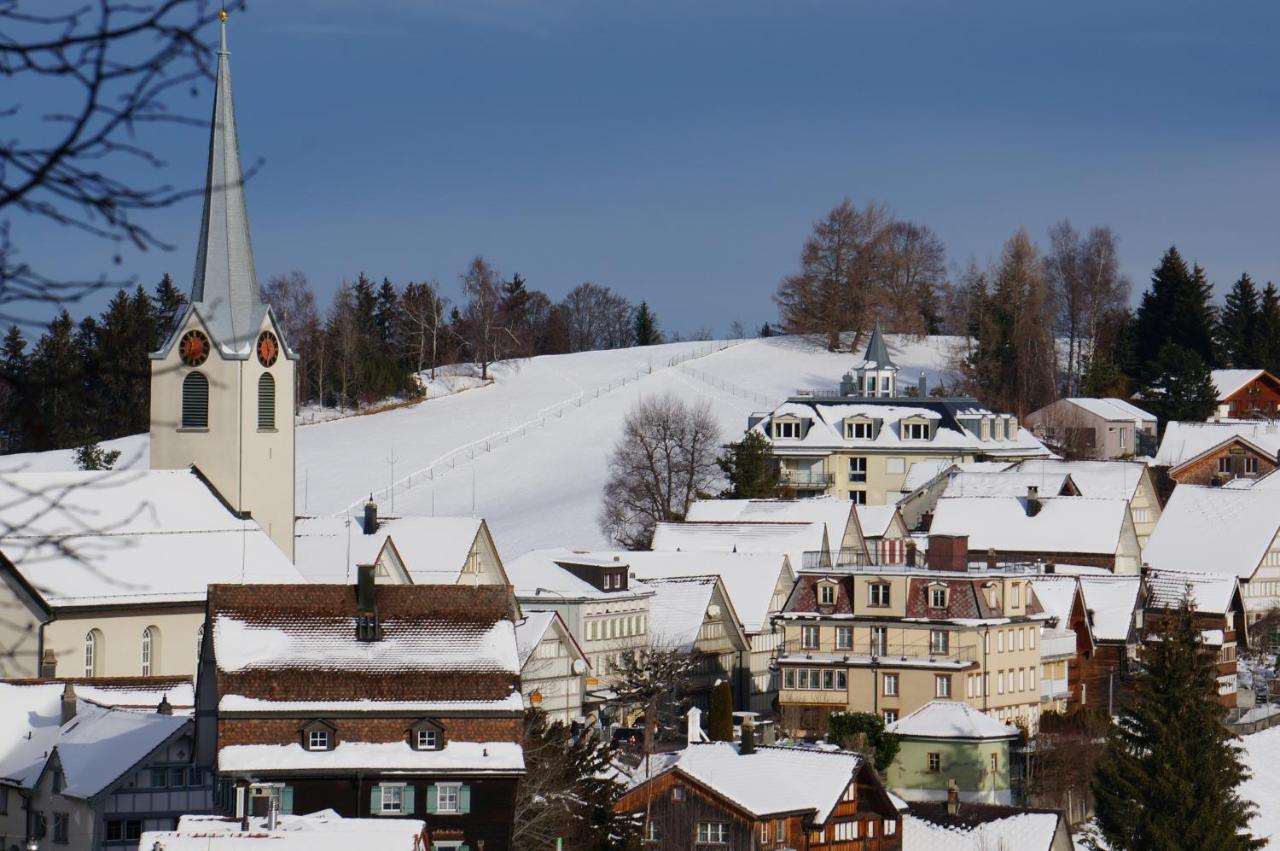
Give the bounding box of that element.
[802,548,871,570]
[1040,677,1070,701]
[778,638,977,667]
[778,469,833,489]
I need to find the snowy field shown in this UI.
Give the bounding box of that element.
[0,334,962,557]
[1242,725,1280,846]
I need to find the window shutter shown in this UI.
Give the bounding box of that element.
[402,784,415,814]
[459,784,471,814]
[425,784,437,814]
[182,372,209,428]
[280,785,294,815]
[257,373,276,429]
[369,784,382,814]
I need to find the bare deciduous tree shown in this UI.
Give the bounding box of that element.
[398,280,450,379]
[599,393,720,549]
[880,220,947,335]
[0,0,246,326]
[261,272,319,408]
[460,256,515,380]
[325,282,359,410]
[1044,221,1130,396]
[562,282,635,353]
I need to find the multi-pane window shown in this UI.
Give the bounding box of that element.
[929,630,949,655]
[1018,669,1026,692]
[885,820,897,836]
[774,421,799,439]
[835,626,853,649]
[696,822,729,844]
[927,752,941,772]
[1018,629,1025,651]
[846,420,874,439]
[759,821,770,843]
[868,583,890,607]
[849,457,867,483]
[84,631,99,677]
[1219,457,1232,474]
[645,821,660,842]
[417,729,437,750]
[1247,457,1260,474]
[819,583,837,605]
[382,784,404,814]
[903,421,929,440]
[850,490,867,505]
[883,709,898,724]
[935,675,952,698]
[801,625,819,649]
[871,626,887,655]
[832,821,860,840]
[883,673,898,696]
[141,626,158,676]
[307,730,329,750]
[930,587,947,608]
[54,813,69,844]
[1011,583,1021,607]
[436,783,460,813]
[783,669,795,689]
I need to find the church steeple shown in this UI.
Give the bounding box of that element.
[189,10,263,355]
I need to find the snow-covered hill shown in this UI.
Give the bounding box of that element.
[0,334,964,557]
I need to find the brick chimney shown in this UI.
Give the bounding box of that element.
[60,682,77,725]
[926,534,969,571]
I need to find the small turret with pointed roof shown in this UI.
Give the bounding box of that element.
[862,317,895,370]
[842,317,898,397]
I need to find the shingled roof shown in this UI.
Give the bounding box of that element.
[208,584,520,704]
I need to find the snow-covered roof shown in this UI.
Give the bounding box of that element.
[903,809,1063,851]
[1211,369,1268,401]
[217,694,526,714]
[2,678,194,714]
[1011,459,1149,501]
[929,496,1128,556]
[758,398,1050,458]
[886,701,1018,741]
[856,505,901,538]
[651,520,826,570]
[515,610,560,667]
[1154,420,1280,468]
[1145,568,1239,615]
[1063,397,1156,423]
[0,470,303,606]
[0,683,187,796]
[294,514,489,585]
[143,812,426,851]
[218,740,524,775]
[664,742,863,822]
[644,576,724,652]
[1026,576,1080,625]
[506,548,655,601]
[941,471,1071,499]
[1077,576,1141,642]
[686,497,856,549]
[607,549,792,633]
[899,460,1013,495]
[1143,485,1280,579]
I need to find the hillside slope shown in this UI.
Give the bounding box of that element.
[1,334,963,557]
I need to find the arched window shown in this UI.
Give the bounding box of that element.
[257,372,275,430]
[84,630,102,677]
[141,626,160,676]
[182,372,209,429]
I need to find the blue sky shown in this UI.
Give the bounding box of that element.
[13,0,1280,335]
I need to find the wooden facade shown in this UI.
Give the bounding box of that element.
[1217,370,1280,419]
[1168,437,1279,488]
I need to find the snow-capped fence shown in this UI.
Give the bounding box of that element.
[678,364,774,406]
[340,340,742,513]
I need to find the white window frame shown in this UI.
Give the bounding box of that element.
[935,674,952,698]
[141,626,157,676]
[416,729,438,750]
[849,456,868,483]
[835,626,853,649]
[435,782,460,814]
[883,673,898,696]
[930,586,947,608]
[801,625,820,649]
[307,729,329,750]
[381,783,405,814]
[868,582,890,607]
[819,583,837,605]
[697,822,729,844]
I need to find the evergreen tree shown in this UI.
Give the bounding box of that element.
[717,431,780,498]
[758,322,774,338]
[1141,343,1217,427]
[95,287,157,437]
[709,680,734,741]
[632,301,661,346]
[374,277,399,349]
[1258,283,1280,377]
[28,311,82,450]
[74,440,121,470]
[1217,273,1262,368]
[152,273,187,344]
[0,326,30,452]
[1132,248,1218,384]
[1092,593,1262,850]
[828,712,900,772]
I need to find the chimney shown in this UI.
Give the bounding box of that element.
[157,695,173,716]
[926,534,969,572]
[740,715,756,755]
[363,497,378,534]
[986,548,997,570]
[1026,485,1041,517]
[946,778,959,815]
[60,682,77,725]
[686,706,707,745]
[918,372,928,397]
[1045,561,1056,575]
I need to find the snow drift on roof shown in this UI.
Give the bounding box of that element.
[644,576,719,652]
[929,496,1127,555]
[1077,577,1140,642]
[1011,459,1149,500]
[1211,369,1266,401]
[942,471,1071,499]
[886,700,1018,740]
[1143,485,1280,579]
[1064,397,1156,423]
[903,810,1062,851]
[686,497,855,548]
[143,812,425,851]
[218,740,524,774]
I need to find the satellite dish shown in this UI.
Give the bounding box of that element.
[707,604,721,619]
[572,659,587,675]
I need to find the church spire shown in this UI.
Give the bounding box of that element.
[189,9,262,354]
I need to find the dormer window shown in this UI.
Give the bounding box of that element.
[774,420,800,439]
[929,585,948,608]
[1011,583,1022,607]
[300,720,337,751]
[984,583,1000,609]
[845,419,874,440]
[409,719,446,751]
[603,573,613,590]
[819,582,838,605]
[902,421,930,440]
[356,614,381,642]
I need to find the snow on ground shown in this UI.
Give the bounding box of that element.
[0,334,965,558]
[1241,724,1280,846]
[296,362,494,425]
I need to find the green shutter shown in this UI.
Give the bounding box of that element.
[280,786,294,815]
[425,784,438,814]
[402,784,416,815]
[370,784,382,814]
[460,846,470,851]
[459,784,471,814]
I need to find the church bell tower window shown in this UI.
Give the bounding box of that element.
[182,372,209,429]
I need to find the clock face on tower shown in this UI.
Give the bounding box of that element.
[256,331,280,367]
[179,330,210,366]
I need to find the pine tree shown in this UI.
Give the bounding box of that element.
[717,431,780,498]
[632,301,661,346]
[375,277,399,348]
[29,311,82,450]
[1141,343,1217,427]
[1092,593,1262,850]
[709,680,734,741]
[74,440,121,470]
[1258,283,1280,376]
[1132,248,1218,384]
[152,273,187,344]
[1217,273,1261,368]
[0,326,30,451]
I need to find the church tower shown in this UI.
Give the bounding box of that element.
[149,12,296,560]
